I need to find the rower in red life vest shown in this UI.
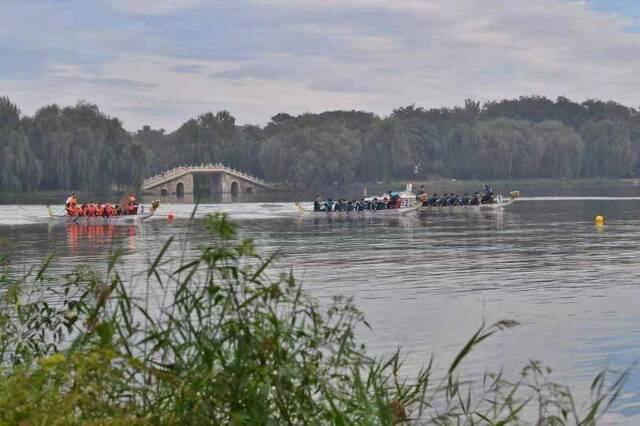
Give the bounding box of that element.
[127,193,138,215]
[106,203,115,216]
[97,204,105,217]
[65,193,78,216]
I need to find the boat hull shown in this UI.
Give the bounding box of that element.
[296,203,416,218]
[50,212,155,225]
[417,199,516,213]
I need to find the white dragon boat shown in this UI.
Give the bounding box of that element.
[294,202,416,217]
[417,191,519,214]
[294,184,418,217]
[48,200,160,224]
[295,185,519,218]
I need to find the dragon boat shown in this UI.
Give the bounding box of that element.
[294,201,416,217]
[417,191,520,214]
[48,200,161,224]
[294,184,418,217]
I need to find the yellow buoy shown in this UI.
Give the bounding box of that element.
[595,215,605,225]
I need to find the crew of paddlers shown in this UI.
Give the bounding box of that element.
[64,193,139,217]
[313,190,405,212]
[313,184,496,213]
[416,184,495,207]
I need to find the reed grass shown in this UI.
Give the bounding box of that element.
[0,213,630,424]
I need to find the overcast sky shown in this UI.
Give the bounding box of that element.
[0,0,638,131]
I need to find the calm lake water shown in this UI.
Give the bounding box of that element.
[1,183,640,423]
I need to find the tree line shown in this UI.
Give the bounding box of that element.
[0,95,639,192]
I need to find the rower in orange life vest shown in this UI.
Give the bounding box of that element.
[65,193,78,216]
[127,193,138,215]
[84,202,97,217]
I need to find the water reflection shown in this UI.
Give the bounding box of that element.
[63,224,138,255]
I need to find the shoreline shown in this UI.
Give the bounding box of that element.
[2,177,640,204]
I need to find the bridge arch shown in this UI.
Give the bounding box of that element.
[176,182,185,198]
[160,188,168,196]
[142,164,271,195]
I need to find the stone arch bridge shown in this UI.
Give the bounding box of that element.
[142,164,271,197]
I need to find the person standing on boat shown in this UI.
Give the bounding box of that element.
[314,195,323,212]
[127,193,138,215]
[324,198,334,212]
[65,193,78,216]
[417,185,428,203]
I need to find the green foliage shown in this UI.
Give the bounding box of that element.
[260,121,362,186]
[0,215,630,424]
[0,97,146,193]
[581,120,634,177]
[1,95,640,191]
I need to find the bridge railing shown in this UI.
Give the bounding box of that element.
[143,163,267,188]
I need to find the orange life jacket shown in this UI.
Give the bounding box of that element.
[107,205,114,216]
[97,205,105,216]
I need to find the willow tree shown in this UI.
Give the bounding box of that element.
[581,120,634,177]
[0,97,40,191]
[260,122,362,186]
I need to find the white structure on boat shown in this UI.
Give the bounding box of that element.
[142,163,271,197]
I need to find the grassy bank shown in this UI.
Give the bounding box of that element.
[0,214,630,424]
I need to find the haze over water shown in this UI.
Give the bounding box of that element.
[1,183,640,422]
